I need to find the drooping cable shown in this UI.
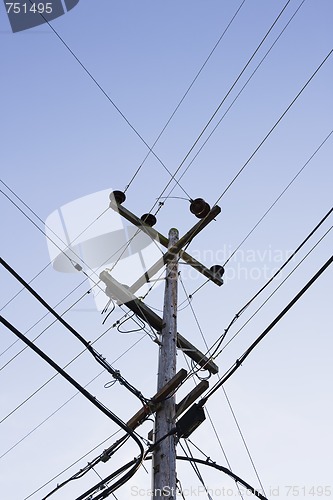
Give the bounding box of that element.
[23,429,122,499]
[175,456,268,500]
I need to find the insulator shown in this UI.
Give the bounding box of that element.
[109,190,126,205]
[210,265,225,279]
[190,198,211,219]
[140,213,157,227]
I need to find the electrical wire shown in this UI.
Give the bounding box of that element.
[173,217,332,399]
[179,344,245,500]
[0,277,91,359]
[0,181,165,332]
[0,285,94,372]
[179,275,265,496]
[42,435,131,499]
[0,316,146,496]
[200,254,333,404]
[175,456,268,500]
[176,127,333,309]
[215,225,332,359]
[0,319,146,426]
[163,0,307,202]
[150,0,294,215]
[23,429,123,500]
[1,258,148,405]
[206,207,333,360]
[123,0,247,193]
[213,48,333,206]
[19,3,189,199]
[180,441,213,500]
[85,0,300,277]
[0,183,108,278]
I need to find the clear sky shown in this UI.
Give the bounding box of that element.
[0,1,332,499]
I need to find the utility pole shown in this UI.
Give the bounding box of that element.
[99,191,225,498]
[152,228,179,500]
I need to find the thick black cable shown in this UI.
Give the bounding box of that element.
[176,456,268,500]
[0,316,144,457]
[207,207,333,359]
[1,316,145,500]
[0,258,147,404]
[216,226,332,360]
[74,459,137,500]
[42,435,130,500]
[201,255,333,404]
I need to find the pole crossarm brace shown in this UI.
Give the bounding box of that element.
[126,369,188,430]
[109,200,223,287]
[100,271,219,375]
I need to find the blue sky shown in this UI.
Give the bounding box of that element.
[1,1,332,499]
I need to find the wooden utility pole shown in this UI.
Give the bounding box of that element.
[152,228,179,500]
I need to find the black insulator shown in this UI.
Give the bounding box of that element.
[109,190,126,205]
[140,213,157,227]
[190,198,211,219]
[210,265,225,279]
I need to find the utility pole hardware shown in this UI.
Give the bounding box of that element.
[99,191,225,498]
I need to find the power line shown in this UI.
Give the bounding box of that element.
[1,258,148,404]
[213,48,333,206]
[223,129,333,266]
[23,429,122,499]
[179,275,265,496]
[178,128,333,305]
[215,225,332,359]
[178,327,245,500]
[124,0,247,193]
[207,207,333,360]
[175,456,268,500]
[0,319,146,425]
[164,0,307,201]
[179,441,213,500]
[0,315,146,498]
[150,0,294,215]
[17,6,190,198]
[174,219,332,393]
[200,254,333,404]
